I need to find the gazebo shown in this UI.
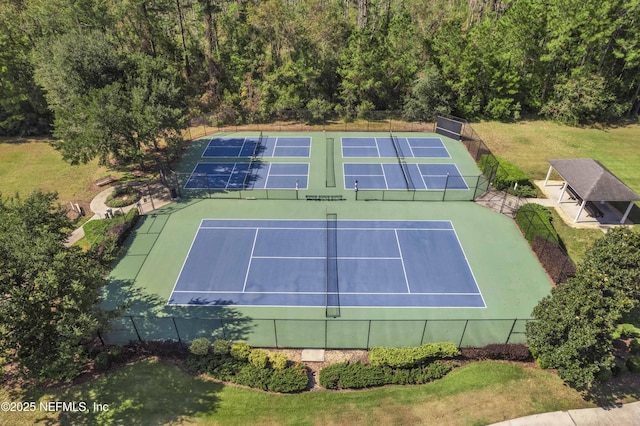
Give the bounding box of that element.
[543,159,640,224]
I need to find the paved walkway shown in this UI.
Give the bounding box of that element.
[491,400,640,425]
[65,182,174,246]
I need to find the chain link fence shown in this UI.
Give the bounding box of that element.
[100,316,533,349]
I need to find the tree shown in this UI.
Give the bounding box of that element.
[403,64,452,121]
[37,37,187,167]
[0,192,109,383]
[527,228,640,389]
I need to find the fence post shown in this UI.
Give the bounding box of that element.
[96,330,106,347]
[273,320,279,348]
[172,317,182,342]
[366,320,372,349]
[220,318,227,340]
[458,320,469,348]
[506,319,517,344]
[129,316,143,342]
[420,320,428,345]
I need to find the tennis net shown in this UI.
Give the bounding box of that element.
[390,132,411,190]
[326,213,340,318]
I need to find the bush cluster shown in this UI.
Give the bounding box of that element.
[515,204,559,244]
[460,344,532,361]
[105,185,141,208]
[627,357,640,373]
[186,339,308,393]
[319,360,452,390]
[479,155,533,194]
[369,342,459,368]
[84,208,139,263]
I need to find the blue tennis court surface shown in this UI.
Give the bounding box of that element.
[184,162,309,190]
[342,136,450,158]
[168,219,484,308]
[203,136,311,158]
[344,163,469,190]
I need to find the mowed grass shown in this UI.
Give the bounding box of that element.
[472,120,640,193]
[1,359,593,426]
[473,120,640,256]
[0,138,115,204]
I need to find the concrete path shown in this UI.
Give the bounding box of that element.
[491,400,640,425]
[65,182,174,246]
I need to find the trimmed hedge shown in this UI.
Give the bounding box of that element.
[369,342,459,368]
[479,155,532,193]
[515,204,559,245]
[319,360,453,390]
[186,339,309,393]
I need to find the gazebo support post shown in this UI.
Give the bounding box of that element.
[558,182,568,203]
[621,201,635,224]
[574,199,587,223]
[544,166,553,186]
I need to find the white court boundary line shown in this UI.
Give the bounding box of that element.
[169,219,485,308]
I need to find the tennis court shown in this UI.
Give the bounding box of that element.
[184,162,309,190]
[344,163,469,190]
[168,219,484,308]
[203,136,311,158]
[342,136,450,158]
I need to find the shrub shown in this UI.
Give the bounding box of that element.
[234,364,273,390]
[230,341,251,360]
[212,339,230,355]
[630,338,640,354]
[105,185,141,208]
[612,324,640,340]
[319,361,454,390]
[269,352,288,370]
[208,355,246,381]
[515,204,559,245]
[369,342,459,368]
[267,363,309,393]
[248,349,269,369]
[627,356,640,373]
[94,352,111,371]
[109,345,126,363]
[189,338,211,356]
[491,157,531,192]
[612,358,628,376]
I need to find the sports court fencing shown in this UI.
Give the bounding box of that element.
[515,207,576,284]
[184,110,433,139]
[100,316,533,349]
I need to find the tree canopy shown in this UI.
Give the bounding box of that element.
[1,0,639,138]
[0,192,109,382]
[527,227,640,389]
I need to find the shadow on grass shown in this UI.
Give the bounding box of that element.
[25,360,224,425]
[583,373,640,407]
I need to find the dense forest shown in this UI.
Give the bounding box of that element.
[1,0,639,142]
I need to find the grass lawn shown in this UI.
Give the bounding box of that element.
[473,120,640,257]
[2,359,594,426]
[0,137,117,206]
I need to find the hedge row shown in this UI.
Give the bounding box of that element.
[369,342,459,368]
[478,155,533,195]
[515,204,560,245]
[186,339,309,393]
[84,208,139,262]
[319,360,452,390]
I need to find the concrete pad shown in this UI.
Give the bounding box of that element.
[490,412,576,426]
[568,402,640,426]
[301,349,325,362]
